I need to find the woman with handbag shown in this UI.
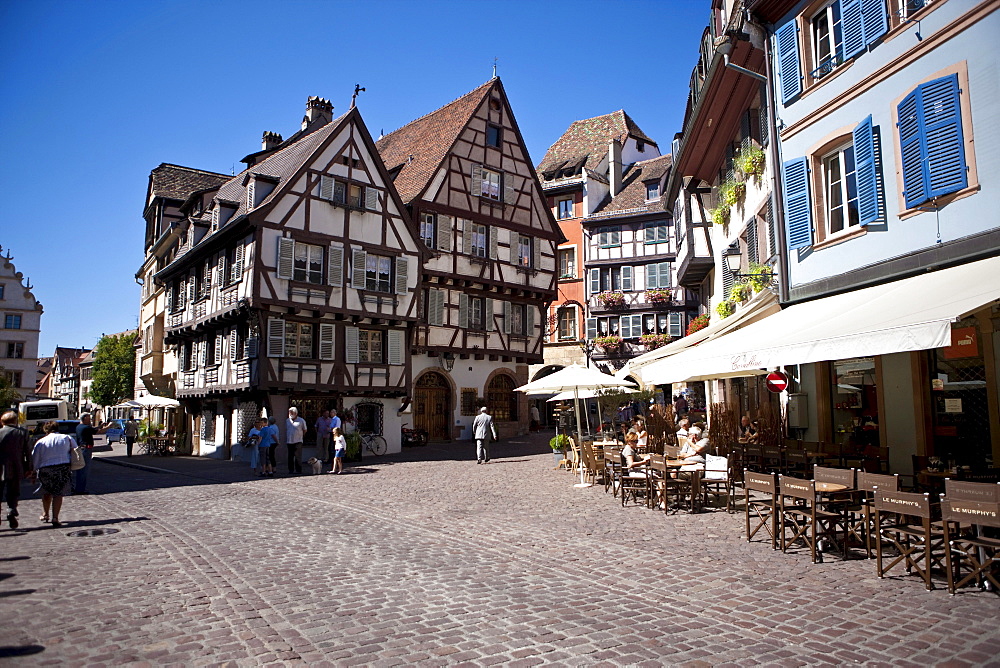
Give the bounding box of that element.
[31,421,76,528]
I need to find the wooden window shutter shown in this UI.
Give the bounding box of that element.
[320,175,333,200]
[437,215,453,252]
[344,326,359,364]
[217,253,227,285]
[723,265,735,300]
[509,233,519,265]
[586,318,597,340]
[277,237,295,279]
[203,261,213,295]
[165,284,174,311]
[246,179,256,209]
[197,340,207,368]
[668,312,683,338]
[229,329,238,361]
[470,164,483,197]
[458,293,469,329]
[387,329,404,365]
[485,297,493,331]
[915,74,967,203]
[766,194,777,258]
[488,226,498,260]
[852,115,881,225]
[589,268,600,296]
[645,264,657,290]
[211,207,219,230]
[619,315,631,339]
[861,0,889,46]
[746,220,759,264]
[333,181,346,204]
[841,0,866,60]
[267,318,285,357]
[327,244,344,286]
[186,276,196,304]
[462,220,473,255]
[246,336,258,359]
[526,304,534,335]
[231,243,244,283]
[214,333,224,366]
[621,266,633,292]
[365,186,379,211]
[775,21,801,104]
[503,300,511,334]
[759,86,769,147]
[532,239,540,269]
[318,323,335,360]
[782,156,813,250]
[429,289,445,326]
[394,257,408,295]
[351,249,368,289]
[502,172,514,204]
[659,262,671,289]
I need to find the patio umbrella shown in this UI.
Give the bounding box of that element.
[517,365,637,487]
[132,395,180,408]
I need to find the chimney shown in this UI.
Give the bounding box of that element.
[608,140,623,196]
[261,131,283,151]
[301,96,334,131]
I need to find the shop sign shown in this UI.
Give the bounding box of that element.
[944,398,963,414]
[943,327,978,360]
[765,371,788,393]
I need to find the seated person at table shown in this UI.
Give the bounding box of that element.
[633,418,648,448]
[677,426,708,467]
[622,432,648,471]
[740,416,757,442]
[675,417,691,438]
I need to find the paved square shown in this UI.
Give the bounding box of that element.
[1,434,998,666]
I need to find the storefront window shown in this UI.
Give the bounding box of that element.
[831,357,879,450]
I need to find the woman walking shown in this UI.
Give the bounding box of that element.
[31,421,75,527]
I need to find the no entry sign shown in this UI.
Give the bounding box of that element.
[765,371,788,393]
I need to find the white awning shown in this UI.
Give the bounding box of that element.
[640,256,1000,386]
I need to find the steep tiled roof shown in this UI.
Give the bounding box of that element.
[148,164,230,202]
[375,80,495,203]
[589,154,673,219]
[537,111,658,177]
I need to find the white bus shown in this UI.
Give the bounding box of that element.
[18,399,69,430]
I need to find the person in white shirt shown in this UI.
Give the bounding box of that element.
[31,421,75,527]
[285,407,307,475]
[329,427,347,475]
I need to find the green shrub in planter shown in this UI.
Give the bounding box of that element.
[549,434,570,451]
[736,144,766,178]
[730,282,752,302]
[711,206,729,226]
[747,262,774,292]
[715,300,735,319]
[344,432,362,462]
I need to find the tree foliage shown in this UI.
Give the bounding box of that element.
[88,332,138,407]
[0,366,22,410]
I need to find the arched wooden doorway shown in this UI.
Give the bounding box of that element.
[486,374,517,422]
[415,371,451,440]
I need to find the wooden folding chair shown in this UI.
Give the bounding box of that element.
[941,498,1000,595]
[874,490,946,591]
[854,472,901,559]
[702,454,733,513]
[780,476,842,563]
[745,470,779,549]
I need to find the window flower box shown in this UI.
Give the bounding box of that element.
[686,313,710,336]
[595,335,623,351]
[596,291,626,308]
[645,288,672,304]
[639,333,671,349]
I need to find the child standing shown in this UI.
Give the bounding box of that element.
[329,427,347,474]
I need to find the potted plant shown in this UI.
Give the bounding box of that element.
[746,262,773,292]
[595,335,623,352]
[638,333,671,349]
[549,434,569,464]
[686,313,710,336]
[711,205,730,226]
[718,177,745,209]
[730,281,753,302]
[715,299,735,319]
[735,144,766,179]
[596,291,625,308]
[645,288,672,304]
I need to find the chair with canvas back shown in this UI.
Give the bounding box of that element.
[745,470,780,549]
[812,465,857,559]
[779,476,843,563]
[648,454,685,514]
[853,472,901,559]
[762,445,784,474]
[702,453,733,513]
[604,446,622,496]
[873,490,946,591]
[784,448,810,478]
[620,453,649,508]
[941,497,1000,595]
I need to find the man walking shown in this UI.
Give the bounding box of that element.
[74,413,109,494]
[472,406,497,465]
[285,407,306,475]
[314,410,332,468]
[0,411,32,529]
[123,417,139,457]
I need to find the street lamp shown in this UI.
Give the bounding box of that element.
[722,245,774,282]
[578,339,595,368]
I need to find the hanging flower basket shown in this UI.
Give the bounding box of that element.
[595,335,623,351]
[730,281,753,302]
[639,333,671,349]
[746,262,774,292]
[715,300,735,319]
[596,291,626,308]
[736,144,766,179]
[645,288,672,304]
[686,313,710,336]
[711,205,730,226]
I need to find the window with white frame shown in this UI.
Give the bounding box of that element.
[517,235,532,267]
[284,322,314,358]
[643,221,669,244]
[645,182,660,200]
[420,213,436,247]
[558,308,576,341]
[645,262,671,290]
[597,226,621,248]
[587,316,621,339]
[358,329,383,364]
[558,248,575,278]
[469,296,485,329]
[481,168,501,200]
[589,266,633,294]
[811,4,841,79]
[557,198,574,220]
[365,254,392,293]
[469,223,487,258]
[509,303,526,335]
[822,143,859,236]
[294,242,324,284]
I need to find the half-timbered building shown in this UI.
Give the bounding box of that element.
[144,97,423,456]
[376,78,563,440]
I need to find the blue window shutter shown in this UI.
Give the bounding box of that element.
[783,157,813,250]
[645,264,656,290]
[621,266,633,292]
[897,89,926,208]
[853,115,881,225]
[840,0,865,60]
[586,318,597,340]
[922,74,967,200]
[776,21,802,104]
[659,262,671,289]
[589,268,600,296]
[861,0,888,45]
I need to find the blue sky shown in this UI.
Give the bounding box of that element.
[0,0,707,357]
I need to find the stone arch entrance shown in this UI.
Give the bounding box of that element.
[414,371,452,440]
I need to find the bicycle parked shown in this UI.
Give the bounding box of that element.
[360,432,387,456]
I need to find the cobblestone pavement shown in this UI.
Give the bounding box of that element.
[1,433,998,667]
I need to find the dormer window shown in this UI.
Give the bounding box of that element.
[646,182,660,200]
[245,175,277,210]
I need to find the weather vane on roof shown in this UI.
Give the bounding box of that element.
[351,84,366,109]
[492,57,498,78]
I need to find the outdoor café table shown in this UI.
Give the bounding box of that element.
[815,482,848,494]
[664,459,702,512]
[148,436,173,455]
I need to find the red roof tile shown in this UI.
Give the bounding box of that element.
[537,111,658,177]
